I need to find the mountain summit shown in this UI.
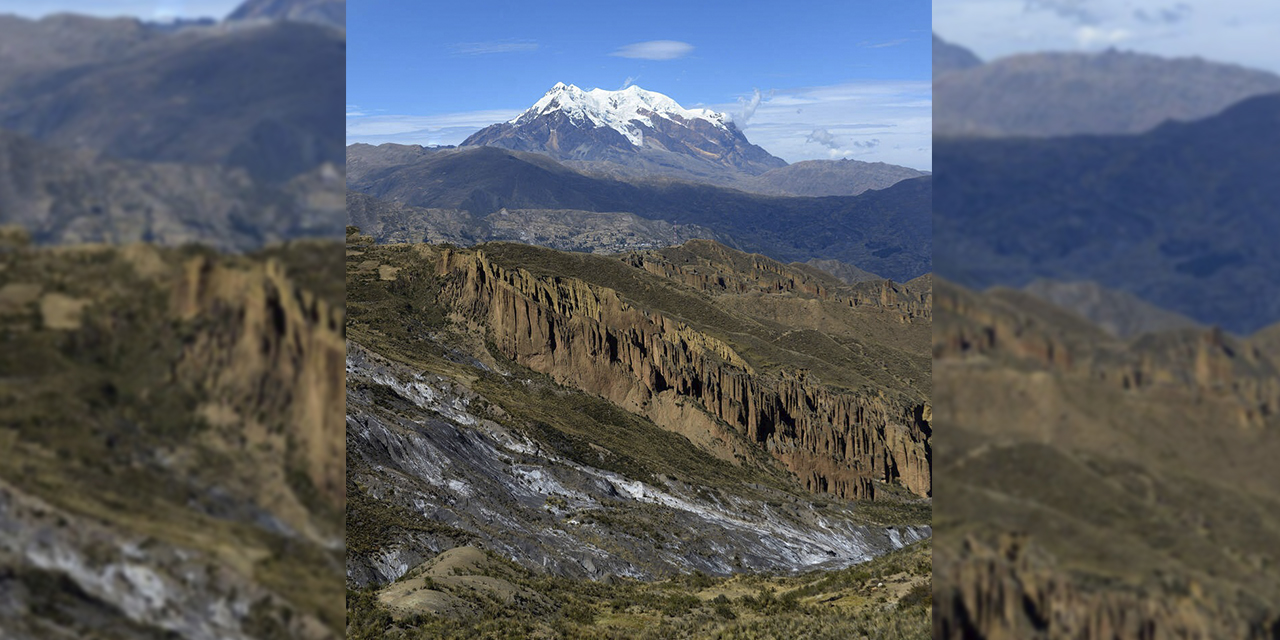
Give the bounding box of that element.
[463,83,786,180]
[510,82,732,145]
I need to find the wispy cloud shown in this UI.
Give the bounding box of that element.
[1024,0,1099,25]
[620,76,639,90]
[450,40,539,56]
[859,38,910,48]
[806,128,840,149]
[346,109,524,146]
[736,88,775,125]
[609,40,694,60]
[1134,3,1191,25]
[712,80,932,169]
[0,0,240,19]
[346,105,369,118]
[935,0,1280,74]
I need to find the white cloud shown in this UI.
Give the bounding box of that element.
[1074,25,1131,47]
[736,88,774,125]
[346,109,523,147]
[609,40,694,61]
[713,81,932,170]
[935,0,1280,74]
[0,1,240,19]
[806,128,840,149]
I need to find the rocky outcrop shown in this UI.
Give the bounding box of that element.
[935,279,1280,430]
[0,478,332,640]
[435,248,930,499]
[0,242,344,638]
[170,251,347,510]
[345,342,930,586]
[624,240,931,323]
[936,534,1274,640]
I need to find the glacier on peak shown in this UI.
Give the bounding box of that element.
[507,83,731,147]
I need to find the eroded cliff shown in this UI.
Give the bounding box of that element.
[0,239,345,638]
[433,242,930,499]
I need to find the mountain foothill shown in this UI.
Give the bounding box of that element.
[932,32,1280,638]
[0,2,347,638]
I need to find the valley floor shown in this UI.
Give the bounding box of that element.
[346,538,932,640]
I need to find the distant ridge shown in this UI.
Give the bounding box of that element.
[935,46,1280,136]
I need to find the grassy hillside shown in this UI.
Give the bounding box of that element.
[347,539,932,640]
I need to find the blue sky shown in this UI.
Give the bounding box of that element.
[347,0,932,170]
[936,0,1280,75]
[0,1,241,19]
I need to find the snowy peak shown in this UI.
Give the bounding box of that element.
[509,83,731,147]
[463,82,786,178]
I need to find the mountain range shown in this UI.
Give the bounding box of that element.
[934,91,1280,334]
[347,143,931,282]
[457,83,926,197]
[0,8,345,248]
[228,0,346,30]
[933,34,1280,137]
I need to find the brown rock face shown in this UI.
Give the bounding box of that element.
[936,535,1271,640]
[435,247,930,499]
[170,252,347,508]
[934,279,1280,429]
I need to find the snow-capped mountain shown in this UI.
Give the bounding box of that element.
[509,82,732,146]
[463,83,787,180]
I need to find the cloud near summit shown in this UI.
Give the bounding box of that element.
[609,40,694,60]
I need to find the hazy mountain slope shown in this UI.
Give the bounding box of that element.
[933,278,1280,637]
[346,189,732,253]
[0,130,343,250]
[935,48,1280,136]
[934,92,1280,334]
[932,33,981,77]
[737,159,928,197]
[347,144,932,282]
[806,257,882,284]
[0,14,158,92]
[0,237,345,639]
[1023,279,1200,339]
[345,142,446,185]
[227,0,345,29]
[0,21,345,184]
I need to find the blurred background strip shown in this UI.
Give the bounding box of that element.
[933,0,1280,637]
[0,1,346,638]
